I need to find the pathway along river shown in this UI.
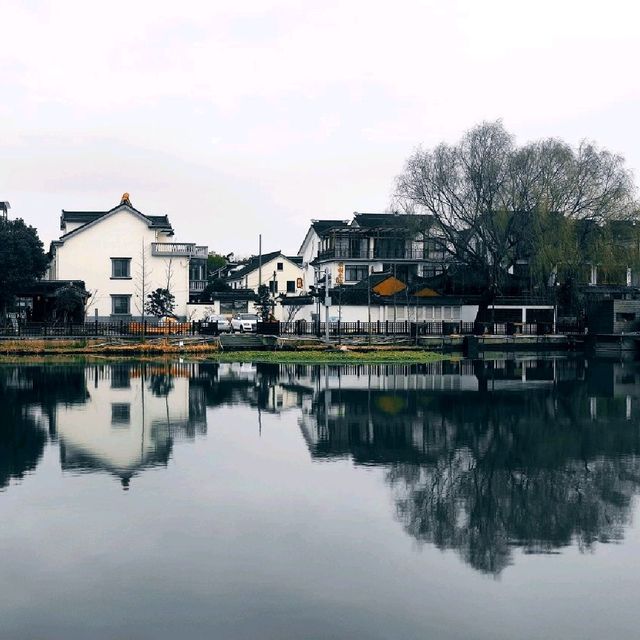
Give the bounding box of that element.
[1,357,640,639]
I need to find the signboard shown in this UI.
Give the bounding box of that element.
[336,263,344,285]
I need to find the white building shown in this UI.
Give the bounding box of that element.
[226,250,306,295]
[47,194,207,320]
[297,213,448,290]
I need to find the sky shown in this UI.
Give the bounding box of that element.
[1,0,639,257]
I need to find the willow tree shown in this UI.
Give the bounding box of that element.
[394,121,636,303]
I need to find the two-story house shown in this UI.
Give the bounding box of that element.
[47,194,207,320]
[297,212,448,289]
[226,250,306,295]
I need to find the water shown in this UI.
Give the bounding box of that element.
[1,357,640,639]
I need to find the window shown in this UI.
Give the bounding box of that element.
[345,265,369,282]
[286,280,295,293]
[111,403,131,425]
[111,295,131,315]
[111,365,131,389]
[111,258,131,279]
[277,262,284,271]
[269,280,279,294]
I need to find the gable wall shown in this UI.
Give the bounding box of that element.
[229,256,305,294]
[52,209,190,318]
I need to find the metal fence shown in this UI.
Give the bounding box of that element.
[0,320,203,338]
[275,320,548,337]
[0,318,582,339]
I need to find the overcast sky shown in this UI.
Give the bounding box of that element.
[1,0,639,257]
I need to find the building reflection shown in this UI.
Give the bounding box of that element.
[0,362,207,491]
[0,364,88,490]
[3,357,640,572]
[295,358,640,575]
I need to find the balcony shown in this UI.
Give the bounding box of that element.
[194,246,208,258]
[189,280,207,292]
[317,248,446,261]
[152,242,196,257]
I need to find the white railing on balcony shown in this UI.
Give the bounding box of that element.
[194,246,208,258]
[189,280,207,292]
[152,242,195,257]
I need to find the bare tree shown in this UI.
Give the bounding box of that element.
[283,303,304,331]
[394,121,636,302]
[82,289,98,319]
[134,241,152,339]
[165,258,173,293]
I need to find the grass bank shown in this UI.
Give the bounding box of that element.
[208,349,446,364]
[0,339,445,364]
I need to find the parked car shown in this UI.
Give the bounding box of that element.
[231,313,259,332]
[205,314,231,332]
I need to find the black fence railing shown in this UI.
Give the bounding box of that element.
[0,318,582,339]
[0,320,207,338]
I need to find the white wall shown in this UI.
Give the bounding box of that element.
[298,229,320,289]
[229,255,305,294]
[52,208,191,319]
[273,301,470,324]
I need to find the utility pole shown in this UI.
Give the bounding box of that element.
[324,268,331,344]
[258,234,262,288]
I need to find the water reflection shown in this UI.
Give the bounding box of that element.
[297,358,640,574]
[2,357,640,575]
[0,362,207,490]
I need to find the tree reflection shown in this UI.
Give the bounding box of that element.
[0,364,88,489]
[302,359,640,575]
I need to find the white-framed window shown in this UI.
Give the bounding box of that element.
[111,258,131,279]
[111,294,131,315]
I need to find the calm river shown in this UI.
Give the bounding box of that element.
[1,357,640,639]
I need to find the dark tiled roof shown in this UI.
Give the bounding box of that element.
[353,212,433,230]
[311,219,349,235]
[205,291,258,301]
[287,256,303,265]
[281,295,314,306]
[227,250,283,280]
[60,203,173,236]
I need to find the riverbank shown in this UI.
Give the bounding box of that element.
[0,339,447,364]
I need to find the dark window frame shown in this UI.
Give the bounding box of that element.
[345,265,369,282]
[111,257,132,279]
[286,280,295,293]
[111,294,132,316]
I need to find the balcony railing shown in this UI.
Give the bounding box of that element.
[152,242,196,257]
[317,248,447,261]
[151,243,208,259]
[189,280,207,292]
